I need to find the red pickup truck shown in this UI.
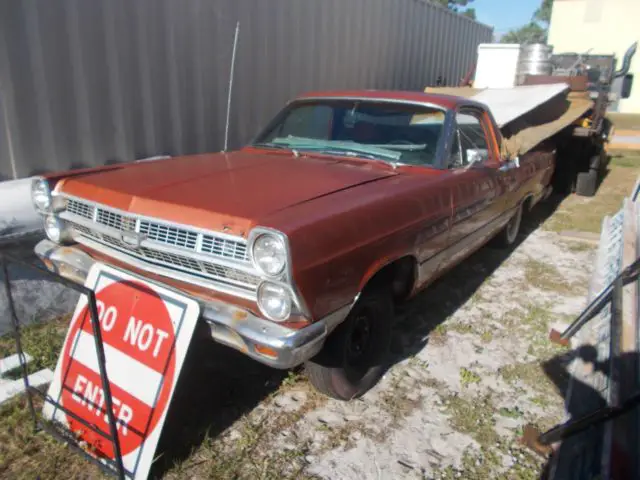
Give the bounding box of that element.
[32,90,554,400]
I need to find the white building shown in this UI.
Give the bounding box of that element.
[548,0,639,114]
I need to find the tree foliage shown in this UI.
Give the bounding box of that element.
[534,0,553,25]
[433,0,476,20]
[501,22,547,45]
[501,0,550,44]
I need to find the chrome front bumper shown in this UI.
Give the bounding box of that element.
[35,240,349,369]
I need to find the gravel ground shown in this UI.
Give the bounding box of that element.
[0,202,598,479]
[161,210,596,480]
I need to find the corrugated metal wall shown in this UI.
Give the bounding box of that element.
[0,0,492,180]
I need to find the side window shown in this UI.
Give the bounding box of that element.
[453,112,490,167]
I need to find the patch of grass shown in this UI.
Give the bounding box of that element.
[0,315,69,378]
[498,406,523,419]
[523,258,581,296]
[0,395,101,479]
[430,323,449,345]
[530,395,551,408]
[379,375,423,426]
[480,330,494,344]
[608,154,640,168]
[563,240,595,253]
[280,370,305,389]
[499,362,559,399]
[459,367,481,387]
[545,162,640,234]
[445,394,497,446]
[448,323,475,335]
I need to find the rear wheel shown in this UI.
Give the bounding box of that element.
[494,202,523,248]
[305,291,392,401]
[575,165,599,197]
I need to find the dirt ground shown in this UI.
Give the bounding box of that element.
[1,159,639,479]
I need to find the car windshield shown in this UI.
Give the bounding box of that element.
[253,99,446,166]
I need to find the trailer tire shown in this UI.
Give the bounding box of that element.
[576,167,598,197]
[305,290,392,401]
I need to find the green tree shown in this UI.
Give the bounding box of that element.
[501,22,547,44]
[533,0,553,24]
[433,0,476,19]
[501,0,551,44]
[462,8,477,20]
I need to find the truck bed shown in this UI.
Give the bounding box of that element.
[425,85,593,157]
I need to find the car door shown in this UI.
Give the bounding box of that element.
[442,109,505,267]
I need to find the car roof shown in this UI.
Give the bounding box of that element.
[295,89,483,110]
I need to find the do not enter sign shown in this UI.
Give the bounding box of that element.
[43,263,200,479]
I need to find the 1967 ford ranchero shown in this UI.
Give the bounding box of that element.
[32,90,554,400]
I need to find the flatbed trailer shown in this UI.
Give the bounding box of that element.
[426,82,608,197]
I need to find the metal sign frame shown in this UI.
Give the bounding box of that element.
[1,253,127,479]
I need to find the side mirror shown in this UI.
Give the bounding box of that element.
[466,148,489,166]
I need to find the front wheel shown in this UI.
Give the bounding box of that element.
[305,291,392,401]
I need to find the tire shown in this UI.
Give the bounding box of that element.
[494,202,523,248]
[305,290,393,401]
[575,168,598,197]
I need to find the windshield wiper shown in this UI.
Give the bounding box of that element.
[252,142,300,157]
[312,148,404,170]
[252,142,290,150]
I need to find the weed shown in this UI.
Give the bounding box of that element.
[445,394,497,446]
[544,162,640,234]
[498,406,523,419]
[459,367,481,387]
[523,259,581,296]
[449,323,475,335]
[480,330,493,343]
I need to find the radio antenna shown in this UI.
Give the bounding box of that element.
[224,22,240,152]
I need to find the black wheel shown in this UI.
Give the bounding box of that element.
[494,202,523,248]
[305,291,392,401]
[575,167,598,197]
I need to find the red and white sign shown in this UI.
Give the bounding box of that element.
[43,263,200,479]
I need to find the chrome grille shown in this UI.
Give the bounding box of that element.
[67,198,94,220]
[64,197,249,262]
[70,222,260,291]
[96,208,127,231]
[201,235,248,261]
[140,248,203,272]
[63,196,258,293]
[139,221,198,250]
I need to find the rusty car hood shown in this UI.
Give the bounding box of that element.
[59,151,396,236]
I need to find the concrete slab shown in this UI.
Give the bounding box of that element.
[0,368,53,404]
[0,353,32,376]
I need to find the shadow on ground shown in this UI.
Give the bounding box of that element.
[386,193,565,366]
[536,347,639,480]
[151,326,289,477]
[151,193,570,476]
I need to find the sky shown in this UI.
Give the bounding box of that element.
[472,0,542,35]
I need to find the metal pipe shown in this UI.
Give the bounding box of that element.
[86,292,126,480]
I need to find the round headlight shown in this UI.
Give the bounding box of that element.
[257,282,292,322]
[31,178,52,212]
[252,234,287,276]
[44,214,71,244]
